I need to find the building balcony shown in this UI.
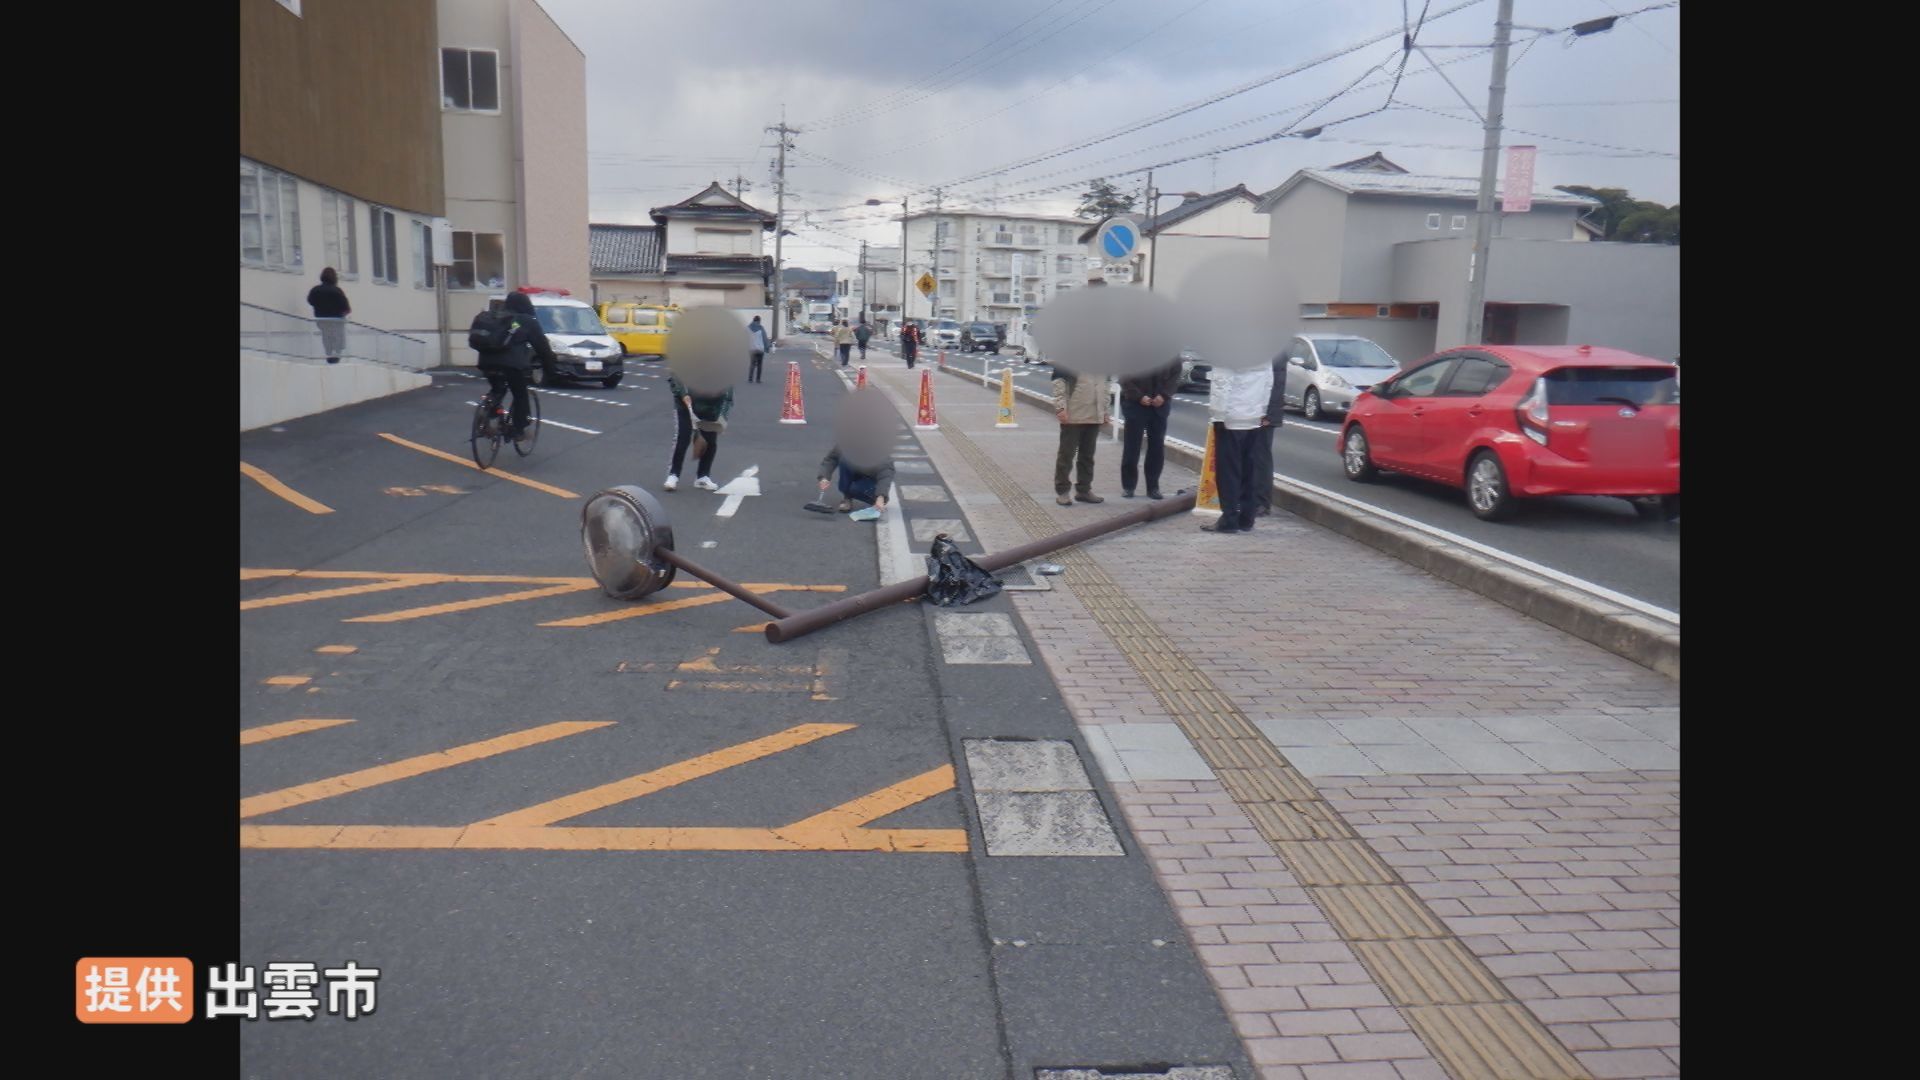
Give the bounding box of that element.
[980,234,1045,250]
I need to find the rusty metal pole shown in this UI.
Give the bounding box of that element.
[655,548,796,619]
[764,490,1196,643]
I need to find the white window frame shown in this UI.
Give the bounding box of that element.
[1450,215,1467,230]
[368,207,399,285]
[1301,303,1329,318]
[413,220,433,289]
[1425,213,1441,230]
[449,230,507,291]
[320,192,358,280]
[441,48,501,113]
[240,160,303,272]
[1057,226,1075,243]
[1376,305,1392,318]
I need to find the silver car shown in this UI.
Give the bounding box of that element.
[1281,334,1401,421]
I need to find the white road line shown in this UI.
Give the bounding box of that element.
[1161,434,1680,625]
[543,390,629,407]
[463,403,602,436]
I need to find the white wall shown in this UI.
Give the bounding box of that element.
[240,350,430,431]
[1263,181,1349,302]
[241,171,441,338]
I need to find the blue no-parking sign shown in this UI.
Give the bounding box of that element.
[1094,217,1140,261]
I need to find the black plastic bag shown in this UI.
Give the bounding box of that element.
[925,535,1003,607]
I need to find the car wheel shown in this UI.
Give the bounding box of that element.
[1342,427,1378,483]
[1466,451,1517,521]
[601,375,623,389]
[1303,388,1323,422]
[1632,495,1680,522]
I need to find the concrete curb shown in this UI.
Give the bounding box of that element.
[932,360,1680,681]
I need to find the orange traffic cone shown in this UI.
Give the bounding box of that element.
[1193,423,1221,515]
[855,365,868,390]
[914,369,939,430]
[779,360,807,424]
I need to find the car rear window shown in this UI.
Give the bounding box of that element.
[630,311,658,327]
[1545,367,1678,407]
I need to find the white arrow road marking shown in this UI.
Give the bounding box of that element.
[714,464,761,518]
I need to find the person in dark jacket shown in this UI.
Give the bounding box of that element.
[899,320,922,369]
[853,320,873,361]
[813,446,894,514]
[1119,358,1180,499]
[476,291,555,441]
[307,267,351,363]
[665,372,734,491]
[1249,352,1286,516]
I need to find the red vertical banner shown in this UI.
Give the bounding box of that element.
[1503,145,1536,213]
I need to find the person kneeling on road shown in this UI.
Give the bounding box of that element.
[813,445,893,516]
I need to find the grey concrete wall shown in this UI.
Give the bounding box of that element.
[1264,181,1347,301]
[1342,197,1579,301]
[1515,305,1572,344]
[1390,237,1678,357]
[513,0,589,298]
[1486,240,1679,361]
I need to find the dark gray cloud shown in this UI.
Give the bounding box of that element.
[543,0,1678,267]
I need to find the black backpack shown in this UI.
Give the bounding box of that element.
[468,309,522,354]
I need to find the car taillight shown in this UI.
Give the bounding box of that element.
[1517,376,1549,445]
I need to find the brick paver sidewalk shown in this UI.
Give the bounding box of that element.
[867,362,1679,1080]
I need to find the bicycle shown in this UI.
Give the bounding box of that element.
[470,385,541,469]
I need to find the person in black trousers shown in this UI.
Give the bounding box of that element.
[1119,358,1180,499]
[1201,358,1274,534]
[1249,351,1285,516]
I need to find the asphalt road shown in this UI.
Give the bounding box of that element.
[854,340,1679,614]
[239,348,1249,1079]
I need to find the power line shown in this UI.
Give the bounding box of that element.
[1392,100,1676,157]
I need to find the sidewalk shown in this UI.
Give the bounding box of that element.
[863,356,1680,1080]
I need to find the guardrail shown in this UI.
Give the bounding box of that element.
[239,302,431,372]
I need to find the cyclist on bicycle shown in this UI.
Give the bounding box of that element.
[476,291,555,441]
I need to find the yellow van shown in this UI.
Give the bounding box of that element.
[597,302,678,360]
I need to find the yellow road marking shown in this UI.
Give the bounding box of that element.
[242,822,968,852]
[677,647,814,675]
[477,723,855,828]
[240,721,613,820]
[316,645,358,655]
[377,433,580,499]
[346,582,601,623]
[241,718,356,745]
[542,590,739,627]
[242,575,448,611]
[781,765,956,837]
[241,462,334,515]
[263,676,312,687]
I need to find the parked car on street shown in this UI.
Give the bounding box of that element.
[925,318,962,349]
[1338,345,1679,522]
[1281,334,1400,421]
[488,287,623,388]
[960,321,1002,352]
[1176,348,1210,392]
[597,301,677,361]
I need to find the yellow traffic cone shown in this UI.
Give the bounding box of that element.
[1193,423,1221,516]
[994,369,1018,428]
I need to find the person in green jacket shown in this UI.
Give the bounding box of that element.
[665,373,733,491]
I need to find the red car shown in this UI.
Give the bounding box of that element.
[1338,344,1679,521]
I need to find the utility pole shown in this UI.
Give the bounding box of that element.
[729,172,754,198]
[1463,0,1514,346]
[858,239,869,322]
[899,195,910,329]
[767,116,798,340]
[927,187,944,320]
[1144,169,1157,292]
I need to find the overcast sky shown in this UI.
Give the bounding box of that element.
[542,0,1678,270]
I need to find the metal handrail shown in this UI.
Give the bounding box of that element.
[238,302,431,371]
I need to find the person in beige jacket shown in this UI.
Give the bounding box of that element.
[1050,364,1110,506]
[831,320,856,367]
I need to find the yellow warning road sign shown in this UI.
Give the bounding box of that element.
[915,272,937,297]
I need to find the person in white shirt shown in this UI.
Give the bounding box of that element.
[1203,357,1275,533]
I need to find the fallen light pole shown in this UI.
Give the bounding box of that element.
[581,484,1198,642]
[764,489,1196,643]
[580,486,795,618]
